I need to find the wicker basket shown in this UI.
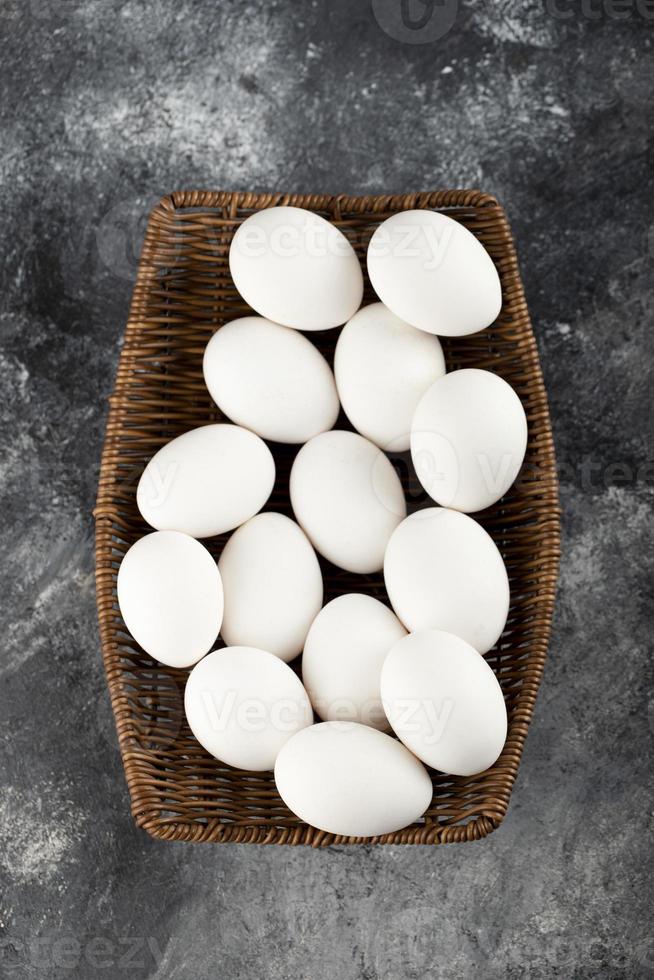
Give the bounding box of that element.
[94,190,561,846]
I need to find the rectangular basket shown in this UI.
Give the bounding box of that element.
[94,189,561,846]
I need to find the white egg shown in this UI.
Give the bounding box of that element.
[384,508,509,654]
[274,721,432,837]
[411,368,528,512]
[117,531,223,668]
[137,424,275,538]
[367,209,502,337]
[218,513,323,663]
[229,206,363,331]
[302,594,406,730]
[203,316,340,444]
[184,646,313,771]
[381,630,508,776]
[290,430,406,574]
[334,302,446,451]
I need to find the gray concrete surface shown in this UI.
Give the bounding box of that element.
[0,2,652,977]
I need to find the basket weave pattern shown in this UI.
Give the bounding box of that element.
[94,190,561,845]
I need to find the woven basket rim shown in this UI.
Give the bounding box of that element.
[94,188,561,846]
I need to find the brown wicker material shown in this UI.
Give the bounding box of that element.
[94,190,561,846]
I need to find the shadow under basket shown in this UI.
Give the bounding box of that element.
[94,189,561,846]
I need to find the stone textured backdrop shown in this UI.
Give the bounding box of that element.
[0,2,652,978]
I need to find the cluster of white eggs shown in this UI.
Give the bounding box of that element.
[117,206,528,838]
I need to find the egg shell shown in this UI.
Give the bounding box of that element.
[334,302,446,451]
[218,513,323,663]
[411,368,528,512]
[184,647,313,771]
[117,531,223,668]
[384,508,509,654]
[302,594,407,730]
[274,721,432,837]
[137,424,275,538]
[367,209,502,337]
[290,430,406,574]
[203,316,340,444]
[229,206,363,331]
[381,630,508,776]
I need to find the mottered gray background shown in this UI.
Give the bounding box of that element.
[1,2,652,977]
